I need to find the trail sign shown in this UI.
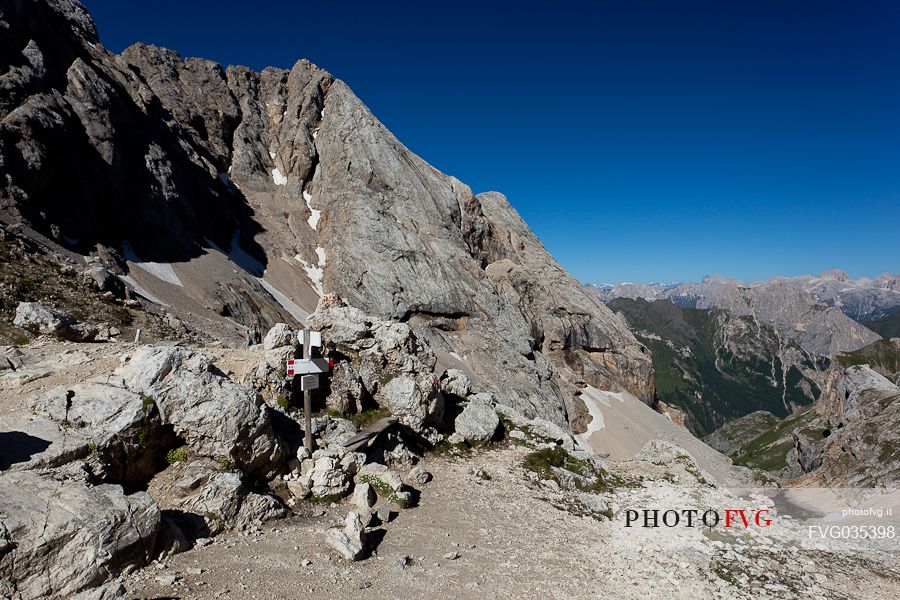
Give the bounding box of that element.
[298,330,322,347]
[290,357,330,375]
[300,374,319,391]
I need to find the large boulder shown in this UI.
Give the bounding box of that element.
[13,302,97,342]
[114,346,283,477]
[28,382,173,486]
[175,470,285,535]
[0,470,159,599]
[454,394,500,442]
[263,323,297,351]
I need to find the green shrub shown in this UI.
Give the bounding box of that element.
[166,448,189,464]
[522,446,623,493]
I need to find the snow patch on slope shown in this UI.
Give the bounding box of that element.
[257,278,309,322]
[121,241,183,287]
[272,167,287,186]
[294,255,324,297]
[303,190,321,230]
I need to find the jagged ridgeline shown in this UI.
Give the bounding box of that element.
[0,0,652,429]
[608,298,829,436]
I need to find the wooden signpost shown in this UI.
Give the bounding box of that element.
[288,328,330,452]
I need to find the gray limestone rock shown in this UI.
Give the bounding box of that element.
[325,511,366,561]
[13,302,97,342]
[0,470,159,599]
[454,396,500,443]
[114,345,284,477]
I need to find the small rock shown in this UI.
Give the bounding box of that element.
[393,555,410,569]
[301,559,312,567]
[407,465,432,485]
[186,567,202,575]
[351,482,376,509]
[155,574,179,586]
[376,507,393,523]
[443,551,460,560]
[471,467,491,480]
[325,511,366,561]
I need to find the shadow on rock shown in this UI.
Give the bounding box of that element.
[0,431,51,470]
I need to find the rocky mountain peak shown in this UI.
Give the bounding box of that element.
[0,0,653,430]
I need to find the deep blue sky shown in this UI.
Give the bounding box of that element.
[84,0,899,284]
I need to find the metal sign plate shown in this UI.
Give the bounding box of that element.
[293,357,330,374]
[298,330,322,347]
[300,374,319,391]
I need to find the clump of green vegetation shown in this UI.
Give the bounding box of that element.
[522,446,622,493]
[307,492,349,504]
[217,456,234,471]
[88,442,103,463]
[276,393,290,410]
[137,394,157,447]
[715,566,738,585]
[358,474,410,508]
[166,448,189,464]
[13,335,30,346]
[346,406,392,429]
[432,440,473,457]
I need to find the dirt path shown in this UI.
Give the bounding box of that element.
[125,445,900,600]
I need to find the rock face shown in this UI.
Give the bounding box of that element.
[0,0,652,431]
[0,470,160,599]
[13,301,97,341]
[609,297,830,436]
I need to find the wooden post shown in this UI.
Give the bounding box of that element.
[302,328,313,452]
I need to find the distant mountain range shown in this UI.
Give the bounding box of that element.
[588,270,899,354]
[589,270,899,437]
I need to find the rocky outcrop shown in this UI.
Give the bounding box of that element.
[307,301,443,432]
[1,0,652,433]
[114,345,284,477]
[0,470,159,599]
